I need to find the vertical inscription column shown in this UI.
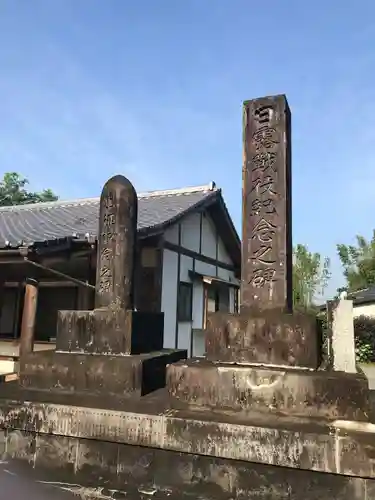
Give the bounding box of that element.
[241,95,292,312]
[95,175,138,310]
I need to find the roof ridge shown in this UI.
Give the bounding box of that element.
[0,182,217,212]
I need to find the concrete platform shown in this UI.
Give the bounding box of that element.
[0,386,375,499]
[1,384,375,481]
[0,461,78,499]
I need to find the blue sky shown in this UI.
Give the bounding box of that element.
[0,0,374,297]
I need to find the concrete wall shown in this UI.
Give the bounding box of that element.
[162,211,237,357]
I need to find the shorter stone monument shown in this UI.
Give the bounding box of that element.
[327,298,357,373]
[19,175,187,398]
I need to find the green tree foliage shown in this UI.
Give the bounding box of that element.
[293,243,331,308]
[337,232,375,293]
[0,172,58,206]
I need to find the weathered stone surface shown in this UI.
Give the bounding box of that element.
[167,359,370,420]
[20,349,186,396]
[205,309,321,367]
[0,430,374,499]
[96,174,137,310]
[241,95,292,312]
[2,397,375,479]
[56,308,164,355]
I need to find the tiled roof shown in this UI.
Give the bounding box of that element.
[349,286,375,305]
[0,183,218,249]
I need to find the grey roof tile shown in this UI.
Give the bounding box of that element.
[0,184,217,248]
[349,286,375,305]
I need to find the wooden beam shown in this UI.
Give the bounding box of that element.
[163,240,236,272]
[19,278,39,361]
[5,281,78,288]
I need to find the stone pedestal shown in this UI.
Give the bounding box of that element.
[166,306,370,422]
[167,358,369,420]
[164,95,372,433]
[205,309,321,367]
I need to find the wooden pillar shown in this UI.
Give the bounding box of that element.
[19,278,38,360]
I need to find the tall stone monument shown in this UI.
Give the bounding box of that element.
[19,175,187,397]
[241,96,292,312]
[167,95,369,421]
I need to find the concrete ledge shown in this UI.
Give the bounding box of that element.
[1,399,375,479]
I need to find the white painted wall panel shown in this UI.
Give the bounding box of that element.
[192,281,204,329]
[201,214,217,259]
[192,330,206,357]
[177,323,191,352]
[161,211,238,355]
[179,255,193,282]
[161,249,178,348]
[164,224,179,244]
[217,267,230,280]
[195,260,216,277]
[353,304,375,318]
[181,213,200,253]
[217,237,232,265]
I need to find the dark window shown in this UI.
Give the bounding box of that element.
[177,282,193,322]
[35,287,78,341]
[207,285,230,314]
[0,287,19,339]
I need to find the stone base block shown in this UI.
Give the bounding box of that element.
[205,309,321,368]
[56,308,164,355]
[20,348,187,397]
[167,358,370,420]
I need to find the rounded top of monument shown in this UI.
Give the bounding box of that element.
[101,175,137,198]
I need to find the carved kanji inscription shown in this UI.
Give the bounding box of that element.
[96,175,138,309]
[241,95,292,311]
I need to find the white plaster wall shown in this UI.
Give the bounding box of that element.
[353,303,375,318]
[195,260,216,276]
[181,212,200,253]
[217,236,232,265]
[201,214,217,259]
[180,255,193,282]
[177,323,191,351]
[192,280,204,329]
[192,329,206,358]
[161,249,178,348]
[217,267,231,281]
[164,224,179,244]
[161,212,238,356]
